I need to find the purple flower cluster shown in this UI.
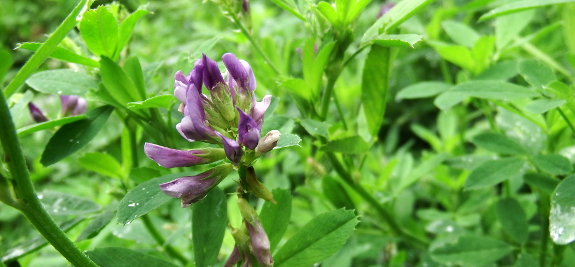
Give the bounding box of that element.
[144,53,281,208]
[28,95,87,123]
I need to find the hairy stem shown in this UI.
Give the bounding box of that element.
[0,77,98,267]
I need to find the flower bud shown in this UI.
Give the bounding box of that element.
[245,166,276,203]
[255,130,281,155]
[144,143,226,168]
[28,102,48,123]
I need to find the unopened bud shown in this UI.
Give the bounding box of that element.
[246,166,276,203]
[237,197,258,224]
[246,218,273,267]
[255,130,281,155]
[28,102,48,123]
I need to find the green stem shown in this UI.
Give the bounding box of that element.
[3,0,89,97]
[0,77,98,267]
[322,149,428,248]
[140,214,188,265]
[557,107,575,137]
[491,100,547,130]
[319,74,338,120]
[539,192,551,267]
[229,13,281,76]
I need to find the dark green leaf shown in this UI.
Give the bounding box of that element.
[518,59,557,88]
[321,135,370,154]
[123,56,146,100]
[525,99,566,114]
[40,106,113,166]
[471,132,527,155]
[362,45,389,136]
[464,158,525,189]
[435,81,539,109]
[480,0,575,21]
[322,176,355,210]
[262,116,293,134]
[363,0,433,40]
[17,43,99,67]
[79,152,125,179]
[550,174,575,244]
[117,9,149,56]
[396,82,452,100]
[523,172,559,194]
[442,20,480,48]
[192,187,227,267]
[86,247,179,267]
[76,205,116,242]
[274,209,359,267]
[370,34,423,48]
[99,57,144,106]
[26,69,98,96]
[80,6,119,57]
[117,172,196,224]
[300,119,330,137]
[1,217,84,262]
[514,253,539,267]
[260,188,293,252]
[496,198,528,244]
[430,234,513,266]
[17,115,86,136]
[127,95,175,110]
[532,154,573,175]
[275,133,301,150]
[38,191,101,215]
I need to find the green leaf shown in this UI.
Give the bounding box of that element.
[300,119,330,137]
[269,0,305,21]
[127,95,175,110]
[474,60,519,81]
[17,43,99,67]
[80,6,119,57]
[396,81,452,100]
[260,188,292,252]
[523,173,559,194]
[116,172,195,224]
[436,45,475,71]
[0,48,14,83]
[281,78,312,101]
[550,174,575,244]
[399,153,449,191]
[26,69,98,96]
[123,56,146,100]
[40,106,113,166]
[480,0,575,21]
[76,205,116,242]
[3,0,89,97]
[362,45,389,136]
[430,234,513,266]
[442,20,480,48]
[370,34,423,48]
[496,198,528,244]
[363,0,433,40]
[79,152,125,179]
[192,187,227,267]
[129,167,161,184]
[514,253,539,267]
[86,247,179,267]
[274,209,359,267]
[545,81,575,115]
[99,56,144,106]
[471,36,495,74]
[262,116,293,134]
[317,2,339,26]
[275,133,302,150]
[464,158,525,189]
[495,10,535,50]
[435,81,539,109]
[525,99,566,114]
[471,132,528,155]
[321,135,370,154]
[518,59,557,88]
[17,115,86,136]
[1,217,84,262]
[532,154,573,175]
[117,8,149,57]
[410,124,442,151]
[39,191,101,215]
[322,176,356,210]
[347,0,372,24]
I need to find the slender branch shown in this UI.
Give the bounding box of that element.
[229,13,281,76]
[319,74,338,120]
[556,107,575,137]
[140,214,188,265]
[3,0,89,97]
[0,76,98,267]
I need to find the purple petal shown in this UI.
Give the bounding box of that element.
[224,246,242,267]
[222,53,248,90]
[60,95,79,116]
[240,59,256,91]
[217,132,243,165]
[28,102,48,123]
[251,95,272,124]
[189,62,204,93]
[144,143,211,168]
[202,54,225,90]
[176,116,217,142]
[174,70,187,84]
[246,218,273,267]
[237,108,260,150]
[72,97,87,115]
